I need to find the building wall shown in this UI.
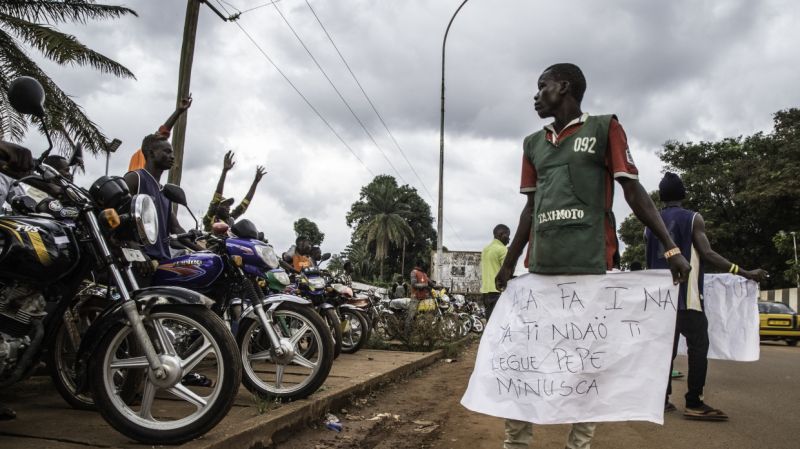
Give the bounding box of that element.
[759,288,798,311]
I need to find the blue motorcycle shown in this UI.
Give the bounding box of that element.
[152,214,334,402]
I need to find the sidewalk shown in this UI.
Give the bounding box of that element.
[0,349,442,448]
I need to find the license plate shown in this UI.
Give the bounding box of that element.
[769,319,791,326]
[122,248,146,263]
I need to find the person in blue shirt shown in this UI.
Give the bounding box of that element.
[645,172,767,420]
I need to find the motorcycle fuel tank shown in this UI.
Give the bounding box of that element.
[151,253,223,291]
[0,216,79,283]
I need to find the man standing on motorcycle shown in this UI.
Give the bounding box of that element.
[123,133,204,279]
[127,96,193,171]
[202,151,266,232]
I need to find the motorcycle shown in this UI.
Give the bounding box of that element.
[453,294,485,334]
[286,266,343,360]
[325,280,370,354]
[151,213,334,402]
[0,77,241,444]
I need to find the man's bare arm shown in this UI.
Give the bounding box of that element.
[692,214,767,281]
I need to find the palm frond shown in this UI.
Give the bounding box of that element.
[0,28,110,154]
[1,14,135,78]
[0,0,137,25]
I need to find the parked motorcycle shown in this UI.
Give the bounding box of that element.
[151,212,334,402]
[0,77,241,445]
[451,294,484,334]
[325,281,370,354]
[288,266,343,359]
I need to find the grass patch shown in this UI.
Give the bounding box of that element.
[251,392,281,415]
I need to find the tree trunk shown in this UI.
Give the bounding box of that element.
[380,257,384,282]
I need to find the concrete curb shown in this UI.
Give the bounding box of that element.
[182,349,444,449]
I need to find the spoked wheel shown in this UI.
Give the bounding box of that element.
[470,315,485,334]
[237,303,334,401]
[458,312,473,335]
[340,309,369,354]
[49,297,141,411]
[320,308,343,359]
[88,306,241,445]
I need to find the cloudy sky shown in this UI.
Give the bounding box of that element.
[17,0,800,273]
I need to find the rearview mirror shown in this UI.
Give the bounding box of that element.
[8,77,45,118]
[321,253,331,262]
[162,183,187,207]
[67,142,84,168]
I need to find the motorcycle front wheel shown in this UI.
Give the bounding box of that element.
[237,302,334,401]
[320,308,343,359]
[88,306,241,445]
[470,315,485,333]
[340,309,369,354]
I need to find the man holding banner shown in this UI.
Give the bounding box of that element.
[645,172,767,420]
[481,63,690,449]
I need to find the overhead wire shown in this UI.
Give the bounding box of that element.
[227,18,376,177]
[216,0,465,250]
[269,1,409,186]
[303,1,468,250]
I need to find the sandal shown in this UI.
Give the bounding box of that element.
[181,372,213,387]
[684,404,728,420]
[665,402,677,412]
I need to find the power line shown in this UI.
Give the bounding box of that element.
[269,1,408,185]
[303,1,468,250]
[229,20,375,177]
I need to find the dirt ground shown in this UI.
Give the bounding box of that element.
[274,340,799,449]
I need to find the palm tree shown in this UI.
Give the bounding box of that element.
[348,180,414,281]
[0,1,137,155]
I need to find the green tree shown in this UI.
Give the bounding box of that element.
[0,1,137,154]
[346,176,436,282]
[347,176,414,281]
[618,191,659,270]
[618,108,800,289]
[772,232,800,287]
[293,217,325,246]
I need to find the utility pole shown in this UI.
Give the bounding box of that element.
[168,0,230,192]
[401,236,406,279]
[436,0,469,281]
[792,231,798,289]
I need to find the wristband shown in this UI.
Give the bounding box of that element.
[664,248,681,259]
[728,263,736,273]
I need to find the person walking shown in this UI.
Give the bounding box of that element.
[645,172,767,420]
[495,63,690,449]
[391,275,407,298]
[480,224,510,320]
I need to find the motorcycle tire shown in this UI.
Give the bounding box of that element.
[321,308,343,360]
[470,315,485,333]
[88,306,241,445]
[340,309,369,354]
[237,302,334,401]
[47,297,140,411]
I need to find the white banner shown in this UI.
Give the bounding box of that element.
[461,271,678,425]
[678,274,760,361]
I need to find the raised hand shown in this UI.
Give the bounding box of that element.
[254,165,266,182]
[223,151,235,171]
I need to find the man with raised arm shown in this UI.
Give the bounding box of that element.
[494,63,691,449]
[645,172,767,420]
[128,96,193,171]
[202,151,265,232]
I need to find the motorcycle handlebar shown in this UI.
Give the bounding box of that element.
[165,228,207,243]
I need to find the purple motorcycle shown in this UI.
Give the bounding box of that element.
[152,209,334,402]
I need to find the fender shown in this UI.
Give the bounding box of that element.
[339,304,362,311]
[318,302,335,310]
[73,286,214,394]
[237,294,312,323]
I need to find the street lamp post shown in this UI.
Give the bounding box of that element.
[792,231,799,289]
[437,0,469,281]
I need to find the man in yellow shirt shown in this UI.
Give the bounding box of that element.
[480,224,510,320]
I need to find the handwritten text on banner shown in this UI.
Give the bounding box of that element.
[461,271,678,425]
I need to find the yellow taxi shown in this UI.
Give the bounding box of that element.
[758,301,800,346]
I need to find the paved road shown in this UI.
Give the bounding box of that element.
[276,341,800,448]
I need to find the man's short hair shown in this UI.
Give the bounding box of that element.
[296,235,310,246]
[416,257,425,267]
[141,133,168,160]
[493,224,510,237]
[544,63,587,103]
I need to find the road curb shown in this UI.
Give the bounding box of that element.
[181,349,444,449]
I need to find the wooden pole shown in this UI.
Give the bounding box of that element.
[168,0,201,190]
[401,236,406,279]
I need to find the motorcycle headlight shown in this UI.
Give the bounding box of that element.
[309,278,326,289]
[130,194,158,245]
[255,244,279,269]
[273,270,290,286]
